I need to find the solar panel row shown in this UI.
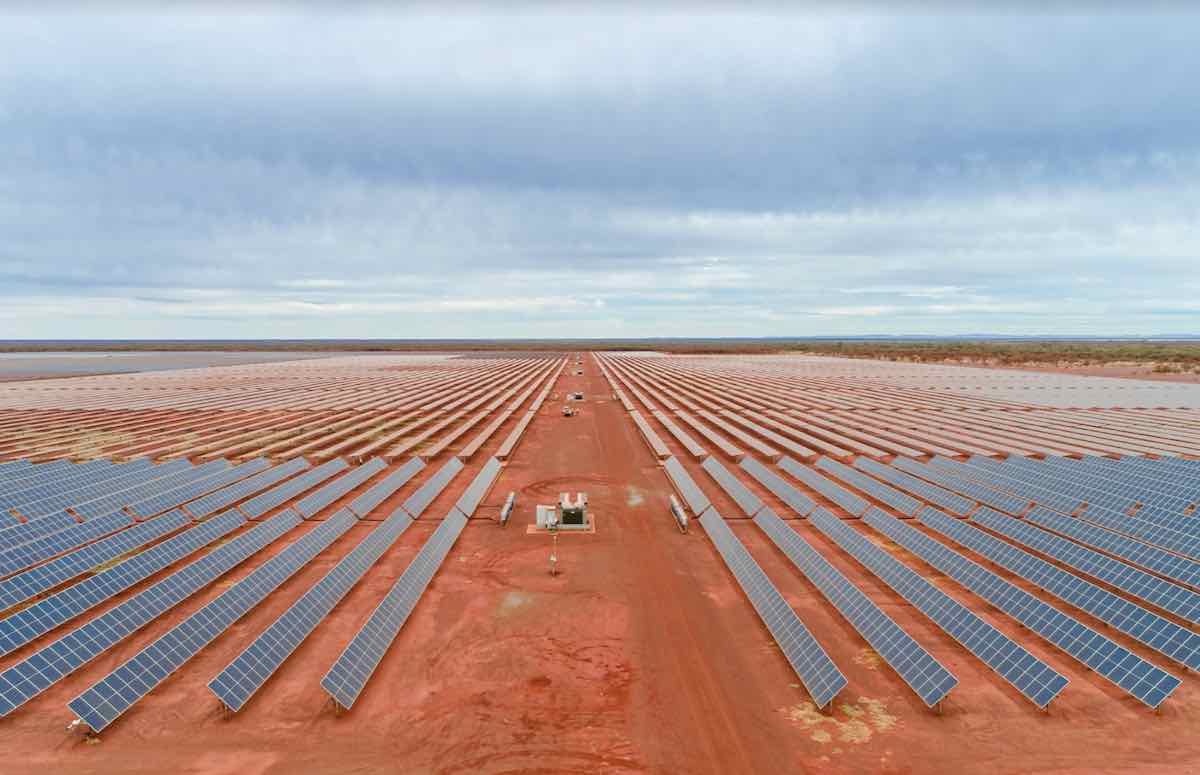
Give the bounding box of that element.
[0,508,297,717]
[0,459,122,504]
[1024,506,1200,589]
[0,510,192,611]
[127,458,271,519]
[662,457,711,517]
[754,507,957,707]
[891,457,1032,515]
[806,507,1068,708]
[6,459,192,522]
[69,509,352,733]
[402,457,465,518]
[701,456,763,516]
[349,458,425,517]
[0,509,247,657]
[186,457,311,519]
[915,506,1200,673]
[697,510,846,708]
[739,457,815,516]
[970,507,1200,624]
[210,508,417,712]
[778,457,870,517]
[239,458,350,518]
[852,457,974,516]
[295,459,388,519]
[0,511,82,551]
[455,457,502,517]
[815,457,922,516]
[868,508,1181,709]
[71,460,231,521]
[0,510,133,579]
[3,459,156,516]
[321,510,469,710]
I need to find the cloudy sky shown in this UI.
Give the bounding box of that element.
[2,6,1198,339]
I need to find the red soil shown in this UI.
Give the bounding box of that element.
[0,356,1198,774]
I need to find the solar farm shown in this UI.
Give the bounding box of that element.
[1,351,1199,773]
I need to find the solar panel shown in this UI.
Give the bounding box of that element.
[402,458,465,518]
[891,457,1032,515]
[662,457,711,516]
[0,509,247,657]
[0,459,122,507]
[70,460,230,521]
[321,510,469,710]
[852,458,974,516]
[7,458,194,522]
[126,458,271,519]
[696,510,845,708]
[738,457,815,516]
[455,457,502,517]
[0,510,132,579]
[867,508,1181,709]
[778,457,869,517]
[239,458,350,518]
[700,457,763,516]
[349,458,425,517]
[2,459,149,515]
[754,507,957,707]
[68,509,351,733]
[0,510,191,610]
[1024,506,1200,589]
[0,511,82,551]
[815,458,922,516]
[806,507,1067,709]
[186,457,310,519]
[970,507,1200,625]
[0,508,298,717]
[295,458,387,518]
[916,506,1200,673]
[210,508,416,711]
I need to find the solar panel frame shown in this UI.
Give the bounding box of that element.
[806,507,1068,709]
[70,459,230,521]
[294,458,387,519]
[321,510,469,710]
[68,509,349,732]
[868,507,1181,708]
[8,459,194,521]
[0,509,299,717]
[754,507,957,707]
[696,509,846,708]
[209,508,416,711]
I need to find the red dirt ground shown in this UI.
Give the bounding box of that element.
[1,358,1199,774]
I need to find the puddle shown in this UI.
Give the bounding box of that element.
[497,590,533,617]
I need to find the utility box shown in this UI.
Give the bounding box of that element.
[536,504,558,529]
[559,492,588,526]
